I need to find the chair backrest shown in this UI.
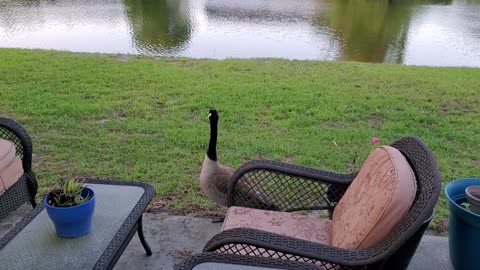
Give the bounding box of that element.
[331,145,417,250]
[0,118,32,172]
[0,118,36,221]
[365,136,441,269]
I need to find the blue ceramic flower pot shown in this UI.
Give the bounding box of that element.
[445,178,480,270]
[44,187,95,238]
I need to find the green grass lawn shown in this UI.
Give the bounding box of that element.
[1,49,479,233]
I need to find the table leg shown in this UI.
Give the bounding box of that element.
[137,214,152,256]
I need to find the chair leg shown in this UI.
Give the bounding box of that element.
[26,173,38,208]
[137,215,152,256]
[30,199,37,208]
[211,217,225,223]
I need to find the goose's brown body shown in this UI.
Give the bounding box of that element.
[199,155,234,206]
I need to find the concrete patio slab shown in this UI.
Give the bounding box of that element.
[0,204,32,238]
[114,213,454,270]
[1,208,453,269]
[115,214,222,270]
[408,235,453,270]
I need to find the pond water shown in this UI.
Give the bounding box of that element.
[1,0,480,66]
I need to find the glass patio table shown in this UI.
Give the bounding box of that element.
[0,179,155,270]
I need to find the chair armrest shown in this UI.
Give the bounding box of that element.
[175,252,324,270]
[0,118,33,172]
[204,228,383,269]
[227,159,355,212]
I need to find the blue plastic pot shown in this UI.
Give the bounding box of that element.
[445,178,480,270]
[44,187,95,238]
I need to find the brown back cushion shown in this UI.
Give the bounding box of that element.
[0,157,23,191]
[331,146,417,249]
[0,139,16,173]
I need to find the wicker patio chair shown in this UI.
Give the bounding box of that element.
[0,118,38,221]
[175,252,324,270]
[202,136,441,270]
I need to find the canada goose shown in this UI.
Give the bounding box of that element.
[199,109,233,206]
[199,109,278,212]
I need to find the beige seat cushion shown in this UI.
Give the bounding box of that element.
[0,139,16,173]
[0,157,24,191]
[332,146,417,249]
[222,206,331,245]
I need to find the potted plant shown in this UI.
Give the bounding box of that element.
[465,186,480,214]
[44,179,95,238]
[445,178,480,270]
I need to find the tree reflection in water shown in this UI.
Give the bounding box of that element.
[319,0,452,63]
[123,0,192,55]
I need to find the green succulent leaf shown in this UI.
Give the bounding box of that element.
[47,180,89,207]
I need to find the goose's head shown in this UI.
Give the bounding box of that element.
[208,109,219,121]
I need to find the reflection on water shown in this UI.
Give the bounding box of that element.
[321,0,479,64]
[0,0,480,66]
[124,0,191,55]
[322,0,417,63]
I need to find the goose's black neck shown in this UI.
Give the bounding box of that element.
[207,117,218,161]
